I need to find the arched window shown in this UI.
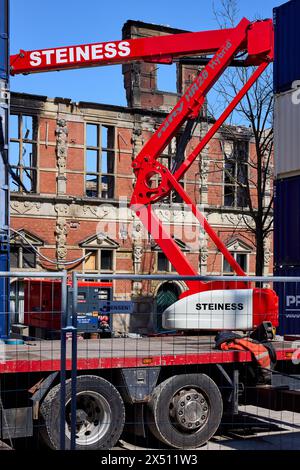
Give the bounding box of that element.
[223,238,252,275]
[79,232,119,274]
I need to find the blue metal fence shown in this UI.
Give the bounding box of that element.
[0,271,300,449]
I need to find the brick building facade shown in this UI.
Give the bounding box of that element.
[9,21,273,331]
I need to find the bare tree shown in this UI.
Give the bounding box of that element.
[209,0,274,275]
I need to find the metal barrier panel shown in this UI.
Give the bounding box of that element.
[66,273,300,450]
[74,272,300,337]
[0,271,68,449]
[1,271,300,450]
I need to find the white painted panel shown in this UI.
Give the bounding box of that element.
[162,289,253,331]
[274,89,300,177]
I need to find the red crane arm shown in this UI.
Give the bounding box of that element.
[9,18,274,291]
[10,26,240,75]
[9,18,272,75]
[130,19,273,285]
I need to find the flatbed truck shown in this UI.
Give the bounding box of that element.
[0,335,299,449]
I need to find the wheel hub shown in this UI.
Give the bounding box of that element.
[75,409,88,426]
[65,391,111,446]
[171,388,209,431]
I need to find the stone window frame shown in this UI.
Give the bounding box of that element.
[83,248,115,274]
[222,239,252,275]
[222,138,249,209]
[152,237,190,273]
[157,251,175,273]
[149,136,186,204]
[9,113,38,193]
[10,229,44,270]
[10,245,37,269]
[80,232,119,274]
[84,122,116,199]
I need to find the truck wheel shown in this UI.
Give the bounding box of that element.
[146,373,223,449]
[40,375,125,450]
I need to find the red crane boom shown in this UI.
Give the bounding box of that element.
[9,18,277,330]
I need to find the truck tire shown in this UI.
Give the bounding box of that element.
[40,375,125,450]
[146,373,223,449]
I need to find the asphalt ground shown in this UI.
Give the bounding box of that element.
[2,405,299,451]
[116,405,300,451]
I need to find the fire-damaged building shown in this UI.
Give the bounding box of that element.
[9,21,273,333]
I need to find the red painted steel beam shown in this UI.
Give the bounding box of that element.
[129,19,273,277]
[129,19,252,276]
[168,173,247,277]
[130,18,251,180]
[10,27,239,75]
[136,63,269,276]
[10,19,273,75]
[0,348,294,374]
[173,61,270,181]
[8,17,274,289]
[132,203,203,290]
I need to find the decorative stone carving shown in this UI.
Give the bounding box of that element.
[82,205,109,218]
[132,242,143,295]
[263,234,271,274]
[131,123,144,197]
[199,151,210,205]
[200,247,209,263]
[79,232,119,249]
[132,222,143,241]
[200,157,210,187]
[55,118,68,195]
[132,64,141,88]
[173,210,185,222]
[96,232,106,244]
[131,125,144,155]
[57,245,67,260]
[133,244,143,271]
[68,220,80,229]
[54,203,70,265]
[156,209,170,222]
[55,218,68,266]
[10,201,41,215]
[199,244,209,275]
[10,228,44,247]
[56,219,68,246]
[226,238,252,253]
[224,213,239,224]
[54,203,69,217]
[216,212,255,229]
[141,116,155,133]
[264,247,271,265]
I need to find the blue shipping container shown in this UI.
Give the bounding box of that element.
[275,266,300,335]
[0,0,10,338]
[0,0,9,80]
[274,176,300,266]
[274,0,300,94]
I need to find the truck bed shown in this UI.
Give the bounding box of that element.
[0,336,296,374]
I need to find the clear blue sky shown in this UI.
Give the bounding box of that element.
[10,0,284,106]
